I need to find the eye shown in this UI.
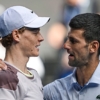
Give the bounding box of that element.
[69,37,78,44]
[70,38,75,43]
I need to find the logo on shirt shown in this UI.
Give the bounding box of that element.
[96,95,100,99]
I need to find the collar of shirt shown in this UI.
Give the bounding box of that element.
[69,62,100,91]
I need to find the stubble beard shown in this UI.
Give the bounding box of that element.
[68,59,88,68]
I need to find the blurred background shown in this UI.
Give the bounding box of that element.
[0,0,100,86]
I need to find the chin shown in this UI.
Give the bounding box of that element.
[32,53,39,57]
[34,55,39,57]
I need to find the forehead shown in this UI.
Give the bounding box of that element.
[68,28,85,39]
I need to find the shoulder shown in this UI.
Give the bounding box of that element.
[0,64,19,90]
[44,74,72,90]
[43,74,72,94]
[43,75,72,100]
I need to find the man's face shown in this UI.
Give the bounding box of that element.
[19,28,44,57]
[64,29,90,67]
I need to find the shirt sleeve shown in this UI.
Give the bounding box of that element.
[0,67,19,100]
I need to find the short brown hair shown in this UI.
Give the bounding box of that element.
[1,27,26,48]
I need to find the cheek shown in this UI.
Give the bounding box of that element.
[21,38,35,50]
[76,48,89,59]
[25,36,36,45]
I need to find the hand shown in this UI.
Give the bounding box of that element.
[0,59,7,70]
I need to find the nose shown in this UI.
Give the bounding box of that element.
[63,39,70,50]
[39,34,44,42]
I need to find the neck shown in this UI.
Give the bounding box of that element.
[76,57,99,86]
[4,46,29,73]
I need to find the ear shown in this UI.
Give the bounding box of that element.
[89,41,99,53]
[12,29,21,42]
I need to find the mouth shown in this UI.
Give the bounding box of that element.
[68,52,74,60]
[35,45,40,49]
[69,53,74,56]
